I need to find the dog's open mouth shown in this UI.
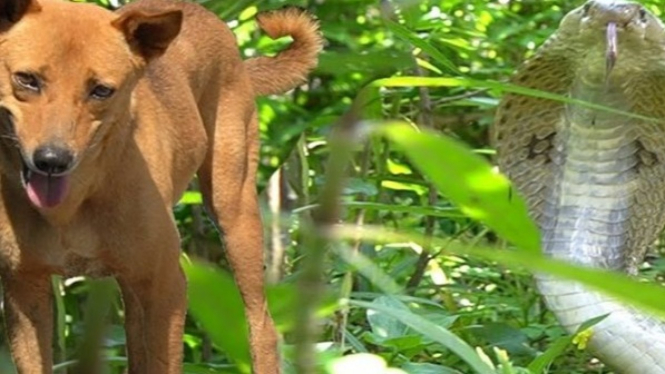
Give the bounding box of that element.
[21,163,70,209]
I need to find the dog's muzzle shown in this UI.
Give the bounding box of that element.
[21,144,74,209]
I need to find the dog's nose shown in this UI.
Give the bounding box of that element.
[33,145,74,175]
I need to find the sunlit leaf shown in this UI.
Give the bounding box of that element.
[328,353,407,374]
[335,225,665,318]
[378,123,540,253]
[370,77,660,123]
[384,20,459,74]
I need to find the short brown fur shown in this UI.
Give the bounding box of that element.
[0,0,322,373]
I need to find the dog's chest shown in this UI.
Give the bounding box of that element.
[58,228,111,277]
[0,213,111,277]
[50,224,114,276]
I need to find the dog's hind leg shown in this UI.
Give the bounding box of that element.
[198,80,279,374]
[2,271,53,374]
[117,226,187,374]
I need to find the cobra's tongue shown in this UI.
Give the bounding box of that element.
[605,22,618,81]
[26,172,70,208]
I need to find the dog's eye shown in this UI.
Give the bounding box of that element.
[13,72,41,92]
[90,85,115,100]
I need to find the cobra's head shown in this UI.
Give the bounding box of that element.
[554,0,665,81]
[560,0,665,39]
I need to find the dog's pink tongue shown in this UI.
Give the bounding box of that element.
[26,173,69,208]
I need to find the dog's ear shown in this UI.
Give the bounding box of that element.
[112,9,182,61]
[0,0,41,24]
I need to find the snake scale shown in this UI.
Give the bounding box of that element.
[493,1,665,372]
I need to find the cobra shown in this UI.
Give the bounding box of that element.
[494,1,665,372]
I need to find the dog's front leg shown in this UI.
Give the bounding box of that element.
[117,236,186,374]
[2,272,53,374]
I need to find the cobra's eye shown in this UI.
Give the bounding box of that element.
[13,72,41,93]
[90,84,115,100]
[582,2,592,16]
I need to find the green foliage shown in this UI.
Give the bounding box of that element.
[1,0,664,374]
[379,123,539,253]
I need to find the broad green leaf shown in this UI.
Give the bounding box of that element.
[183,261,252,373]
[336,226,665,319]
[367,296,411,339]
[350,299,495,374]
[380,335,424,351]
[183,261,337,373]
[379,123,540,253]
[369,77,660,123]
[468,323,535,357]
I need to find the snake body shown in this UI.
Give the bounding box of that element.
[494,1,665,372]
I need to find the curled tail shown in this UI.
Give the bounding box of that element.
[246,7,323,96]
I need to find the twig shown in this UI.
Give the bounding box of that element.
[266,170,285,284]
[406,42,439,292]
[433,88,490,105]
[337,141,372,350]
[293,106,363,374]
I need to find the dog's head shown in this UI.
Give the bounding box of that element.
[0,0,182,209]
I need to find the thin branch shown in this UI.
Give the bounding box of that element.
[266,170,285,284]
[293,108,362,374]
[406,44,439,292]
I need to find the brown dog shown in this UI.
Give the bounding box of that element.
[0,0,322,373]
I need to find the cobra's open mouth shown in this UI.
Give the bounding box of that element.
[20,160,70,209]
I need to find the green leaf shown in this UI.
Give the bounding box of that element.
[468,323,535,357]
[178,191,203,205]
[344,178,379,196]
[337,226,665,320]
[527,314,607,373]
[182,261,252,373]
[379,123,540,253]
[381,335,424,351]
[317,50,414,77]
[183,261,338,374]
[367,296,411,339]
[384,20,459,74]
[401,362,462,374]
[369,77,660,123]
[527,334,572,374]
[350,299,495,374]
